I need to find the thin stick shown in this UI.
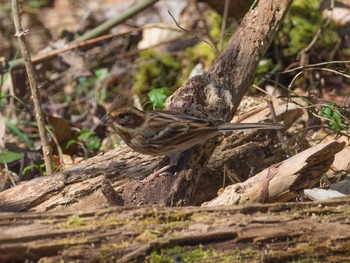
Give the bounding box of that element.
[266,99,286,149]
[7,0,160,70]
[219,0,230,51]
[72,0,159,44]
[167,11,218,53]
[11,0,53,175]
[298,0,334,58]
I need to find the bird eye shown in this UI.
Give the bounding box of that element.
[118,113,127,119]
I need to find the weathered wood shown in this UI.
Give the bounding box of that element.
[203,141,345,206]
[0,128,284,212]
[1,198,350,262]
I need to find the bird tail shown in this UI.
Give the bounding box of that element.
[218,122,283,131]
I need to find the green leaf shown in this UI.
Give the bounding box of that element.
[95,68,109,80]
[0,91,7,106]
[148,88,172,109]
[22,163,41,175]
[329,121,341,130]
[4,118,34,149]
[63,139,77,150]
[78,76,88,87]
[85,136,101,151]
[320,103,347,131]
[77,129,101,151]
[77,129,95,141]
[27,0,49,8]
[257,59,273,74]
[0,150,24,164]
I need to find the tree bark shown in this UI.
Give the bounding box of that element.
[1,197,350,262]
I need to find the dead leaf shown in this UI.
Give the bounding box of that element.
[59,50,92,79]
[46,115,76,146]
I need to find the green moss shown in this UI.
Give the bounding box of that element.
[290,257,320,263]
[205,9,222,40]
[139,210,188,228]
[159,211,189,225]
[100,241,130,250]
[37,258,62,263]
[146,245,220,263]
[146,245,260,262]
[133,49,182,107]
[182,42,217,77]
[62,214,87,228]
[94,216,129,227]
[133,8,223,108]
[132,8,225,109]
[136,230,160,242]
[203,8,233,50]
[279,0,339,57]
[98,252,115,263]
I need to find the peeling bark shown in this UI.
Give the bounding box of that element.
[1,198,350,262]
[203,141,345,206]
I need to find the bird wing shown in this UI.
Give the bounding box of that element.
[143,111,217,148]
[144,112,190,146]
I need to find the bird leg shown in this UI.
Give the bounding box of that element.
[140,152,180,182]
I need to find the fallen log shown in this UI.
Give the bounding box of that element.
[203,141,345,206]
[1,198,349,262]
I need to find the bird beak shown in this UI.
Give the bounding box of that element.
[101,114,112,125]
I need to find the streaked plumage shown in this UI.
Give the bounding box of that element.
[102,93,283,176]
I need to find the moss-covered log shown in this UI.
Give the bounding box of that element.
[1,198,350,262]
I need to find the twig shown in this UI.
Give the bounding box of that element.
[281,60,350,74]
[249,0,260,11]
[328,36,341,62]
[193,0,217,51]
[45,125,64,171]
[167,10,218,53]
[294,125,350,140]
[11,0,53,175]
[266,99,287,149]
[7,0,160,70]
[3,163,16,187]
[219,0,230,51]
[72,0,159,44]
[288,67,350,91]
[7,25,181,72]
[298,0,334,59]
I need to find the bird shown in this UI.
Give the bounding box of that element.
[102,93,283,178]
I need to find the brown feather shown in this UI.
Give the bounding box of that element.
[104,94,283,157]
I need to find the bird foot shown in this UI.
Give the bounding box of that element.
[139,155,179,183]
[139,170,173,183]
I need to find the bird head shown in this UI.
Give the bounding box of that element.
[102,93,144,129]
